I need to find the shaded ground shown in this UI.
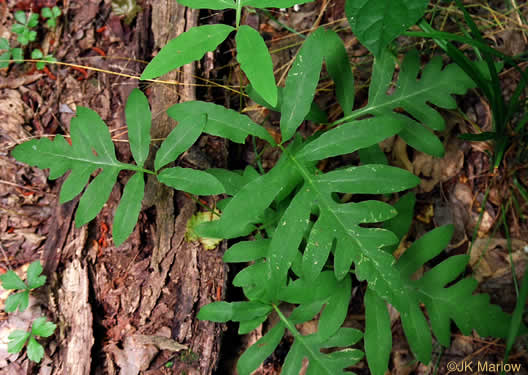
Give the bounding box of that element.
[0,0,527,374]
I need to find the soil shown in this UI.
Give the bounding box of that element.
[0,0,527,374]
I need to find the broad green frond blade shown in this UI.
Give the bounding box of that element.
[246,84,328,124]
[398,116,445,157]
[281,28,324,142]
[205,146,303,238]
[125,89,151,167]
[206,166,259,196]
[321,327,362,348]
[75,107,118,163]
[397,225,453,279]
[197,301,271,323]
[315,164,420,194]
[12,104,132,228]
[383,192,416,253]
[167,101,275,144]
[0,270,27,290]
[318,275,351,341]
[158,167,225,195]
[197,301,235,322]
[236,26,277,107]
[26,261,46,289]
[391,227,515,361]
[113,172,145,246]
[242,0,314,7]
[75,168,119,226]
[302,213,334,281]
[401,302,432,363]
[237,323,285,375]
[298,116,404,161]
[141,25,234,80]
[364,289,391,375]
[60,165,96,203]
[321,29,355,115]
[275,306,363,375]
[345,0,429,57]
[155,114,206,171]
[223,239,270,263]
[282,341,304,375]
[175,0,235,9]
[359,49,475,156]
[268,185,312,293]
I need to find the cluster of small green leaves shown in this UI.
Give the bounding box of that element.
[0,261,56,363]
[1,7,60,70]
[0,37,22,69]
[10,0,524,374]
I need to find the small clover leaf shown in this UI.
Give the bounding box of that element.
[31,316,56,338]
[5,291,29,313]
[27,13,39,28]
[11,47,23,62]
[31,49,56,70]
[0,269,27,290]
[7,330,31,354]
[27,336,44,363]
[1,261,46,312]
[14,11,27,24]
[0,37,9,50]
[12,11,38,46]
[41,6,61,28]
[26,261,46,289]
[6,317,55,363]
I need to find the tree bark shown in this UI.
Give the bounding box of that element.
[38,2,226,374]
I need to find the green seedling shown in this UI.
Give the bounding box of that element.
[112,0,142,25]
[11,11,38,46]
[0,37,23,68]
[41,6,61,28]
[0,261,46,313]
[8,316,56,363]
[10,0,527,373]
[31,49,57,70]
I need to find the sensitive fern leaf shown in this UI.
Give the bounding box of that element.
[357,49,475,157]
[395,225,512,362]
[12,91,151,245]
[363,195,514,374]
